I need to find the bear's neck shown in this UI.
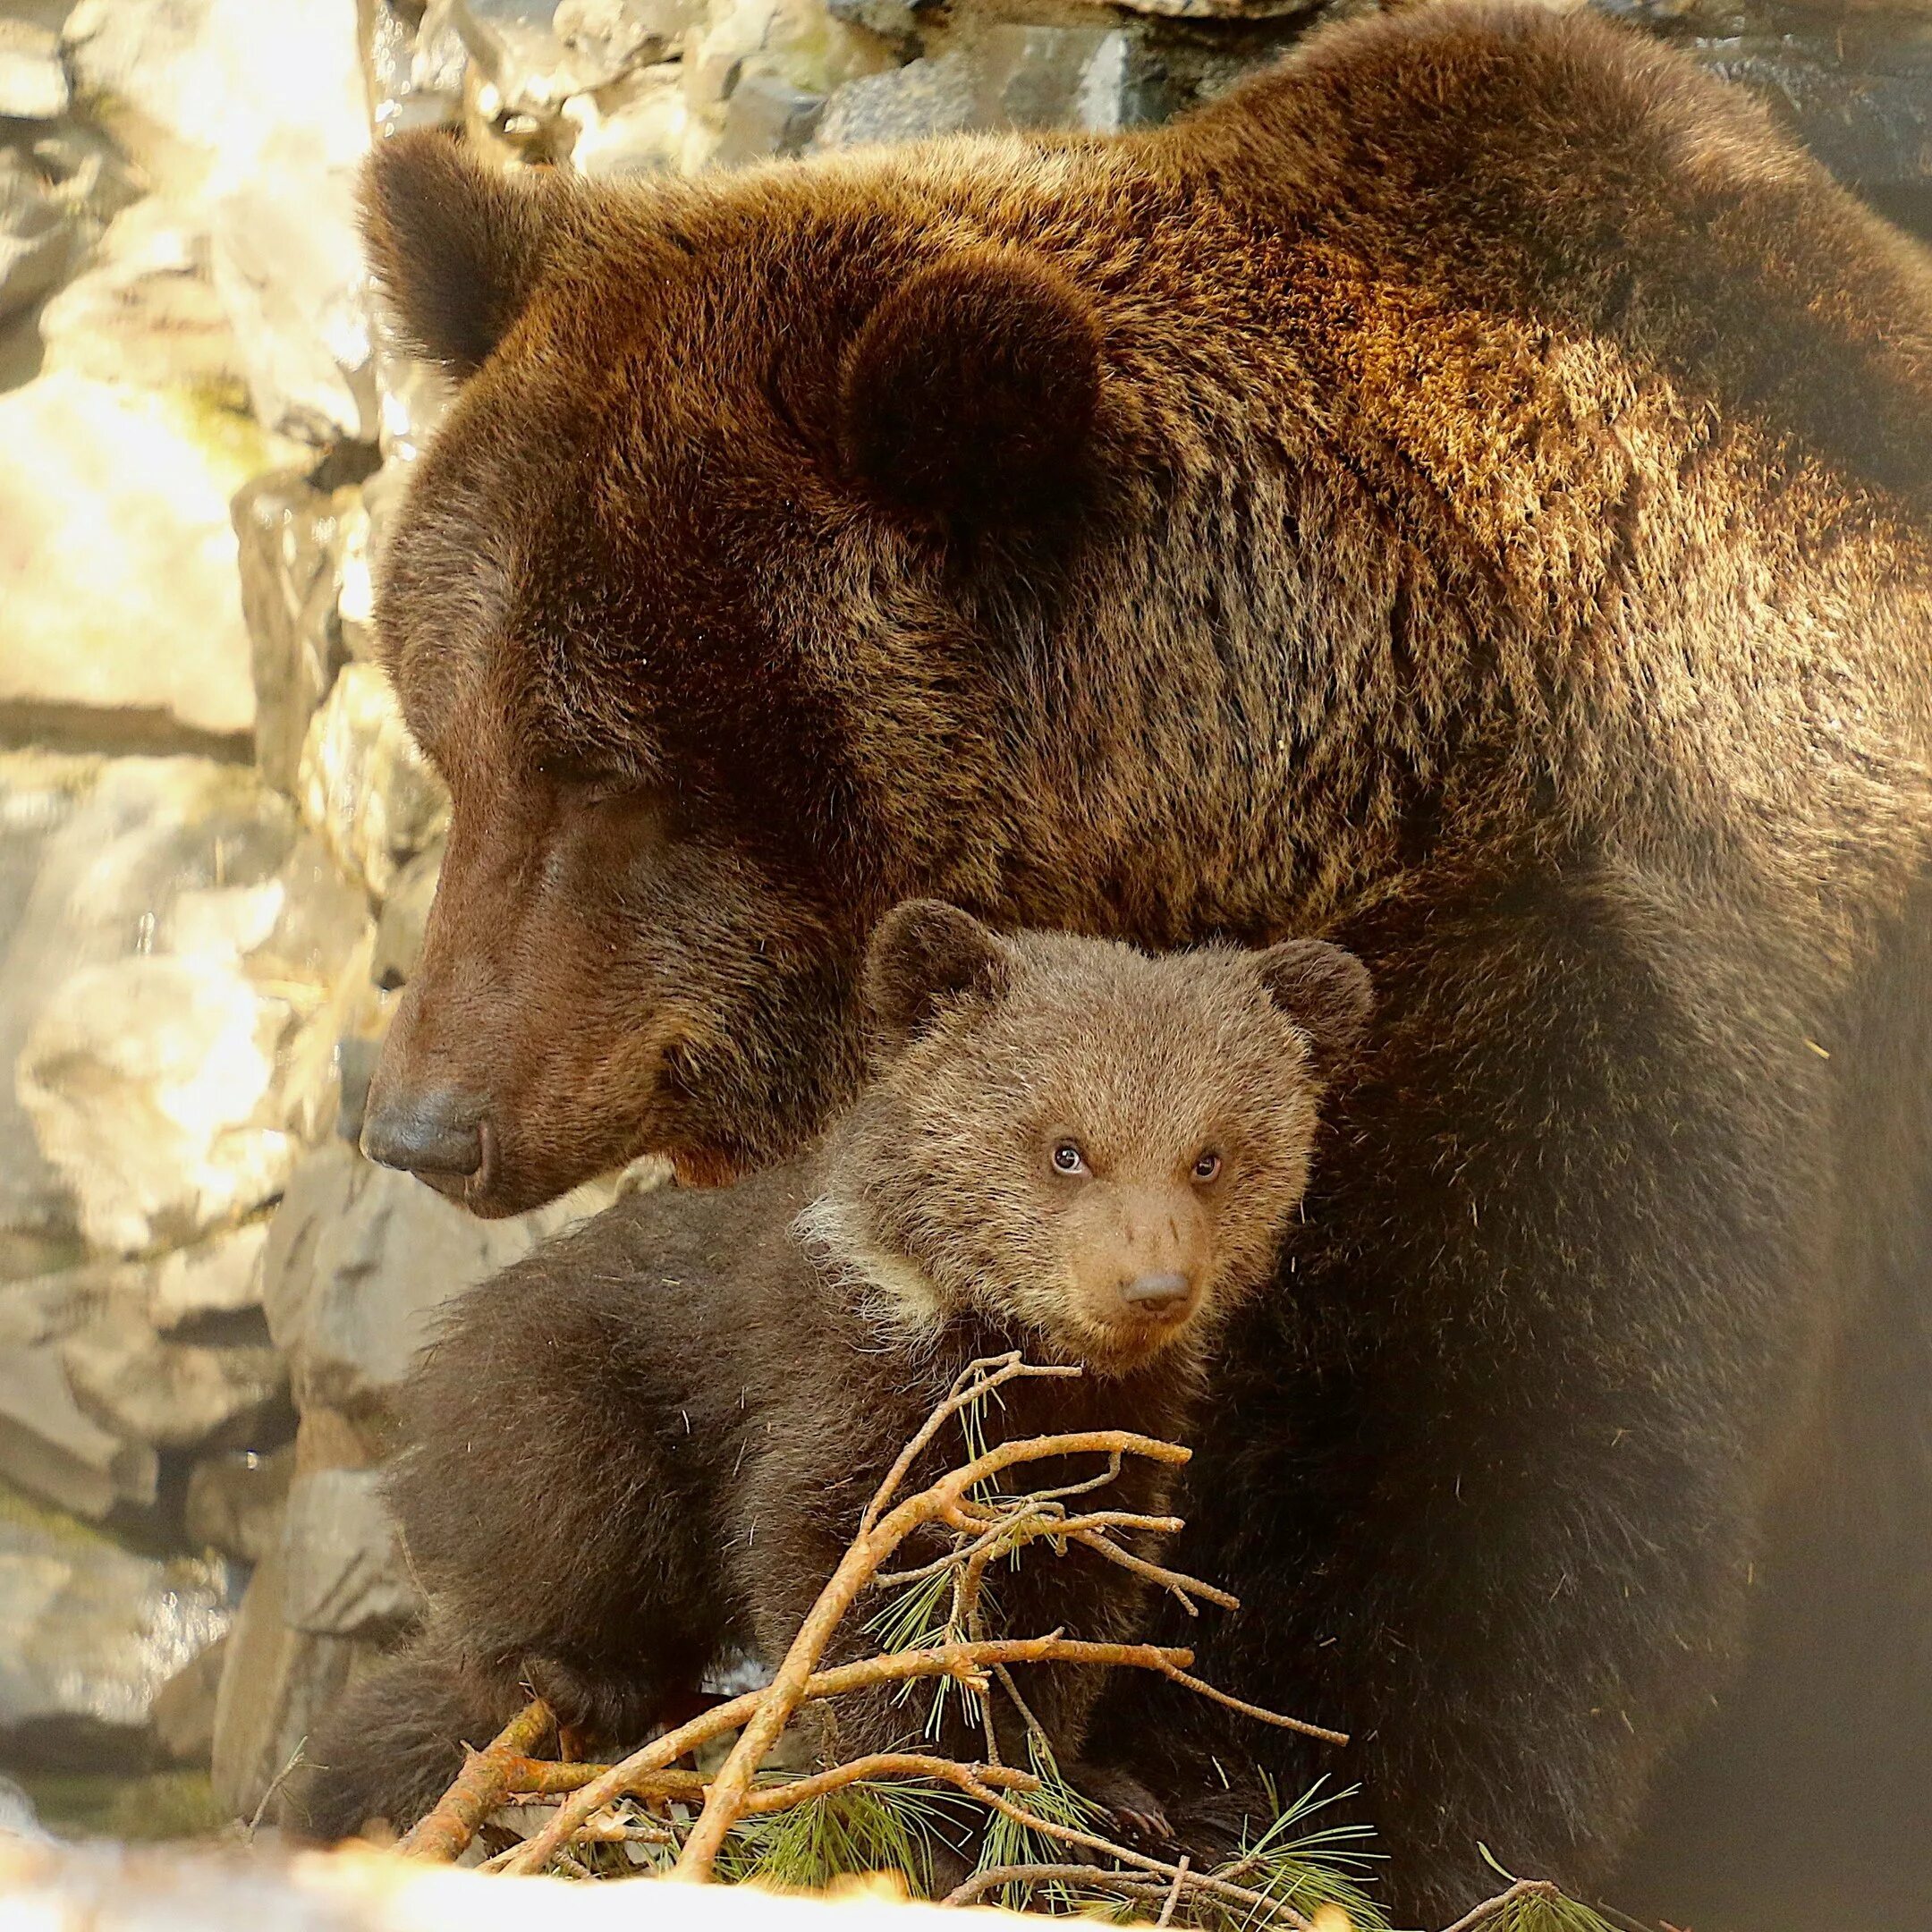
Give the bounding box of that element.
[792,1180,1214,1460]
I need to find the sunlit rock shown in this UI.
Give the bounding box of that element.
[233,472,361,796]
[144,1220,269,1331]
[281,1468,422,1637]
[0,19,67,122]
[0,151,72,325]
[262,1143,617,1419]
[17,953,302,1258]
[0,1485,231,1774]
[0,375,275,741]
[38,199,245,394]
[0,756,300,1275]
[208,1540,360,1820]
[0,1342,159,1524]
[684,0,890,131]
[298,664,449,903]
[63,0,374,447]
[560,62,693,175]
[62,1304,287,1455]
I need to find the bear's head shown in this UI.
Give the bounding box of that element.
[354,133,1129,1215]
[804,901,1372,1373]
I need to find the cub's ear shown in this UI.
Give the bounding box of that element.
[361,132,561,377]
[838,249,1102,528]
[864,900,1016,1055]
[1255,939,1374,1079]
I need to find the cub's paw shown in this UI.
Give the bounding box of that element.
[520,1656,667,1756]
[1070,1762,1175,1845]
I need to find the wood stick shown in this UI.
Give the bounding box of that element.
[737,1755,1038,1817]
[1072,1528,1241,1611]
[941,1864,1169,1910]
[671,1428,1191,1882]
[501,1758,707,1801]
[1154,1661,1351,1747]
[1437,1877,1563,1932]
[401,1698,555,1862]
[499,1634,1192,1875]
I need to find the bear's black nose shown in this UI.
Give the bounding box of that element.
[1120,1271,1192,1311]
[360,1085,487,1179]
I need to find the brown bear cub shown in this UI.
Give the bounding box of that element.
[293,902,1370,1844]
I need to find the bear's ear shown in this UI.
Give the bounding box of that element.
[838,250,1102,529]
[361,132,561,378]
[864,900,1016,1055]
[1255,939,1375,1079]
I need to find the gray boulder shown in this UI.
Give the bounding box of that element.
[0,1487,231,1774]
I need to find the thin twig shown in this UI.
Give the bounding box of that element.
[739,1755,1038,1816]
[499,1635,1192,1875]
[942,1864,1170,1909]
[1158,1854,1192,1927]
[672,1427,1192,1881]
[1072,1528,1241,1612]
[402,1699,555,1862]
[1154,1661,1350,1747]
[1438,1878,1563,1932]
[859,1354,1079,1538]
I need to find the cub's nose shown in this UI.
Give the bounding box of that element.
[1118,1271,1193,1314]
[360,1086,487,1179]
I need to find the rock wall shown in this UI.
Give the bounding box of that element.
[2,0,1929,1837]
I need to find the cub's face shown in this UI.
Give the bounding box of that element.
[824,903,1373,1373]
[353,136,1114,1215]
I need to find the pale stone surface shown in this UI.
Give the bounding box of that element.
[62,1314,287,1453]
[0,19,68,122]
[281,1468,421,1637]
[146,1219,270,1329]
[0,1487,230,1772]
[0,375,273,740]
[210,1541,360,1819]
[149,1632,227,1767]
[298,664,450,903]
[62,0,374,445]
[0,1837,1039,1928]
[0,152,72,324]
[38,199,244,393]
[17,953,302,1258]
[262,1143,615,1417]
[0,1345,158,1523]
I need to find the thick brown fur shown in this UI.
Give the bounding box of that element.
[352,4,1932,1921]
[292,912,1367,1847]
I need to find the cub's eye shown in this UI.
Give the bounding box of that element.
[1051,1140,1088,1176]
[1191,1150,1223,1184]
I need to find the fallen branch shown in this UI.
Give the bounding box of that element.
[497,1635,1193,1875]
[401,1698,555,1861]
[671,1425,1194,1880]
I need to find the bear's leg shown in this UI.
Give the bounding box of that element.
[1087,866,1853,1925]
[385,1234,751,1762]
[282,1625,522,1841]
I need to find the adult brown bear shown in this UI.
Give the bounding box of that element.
[352,1,1932,1922]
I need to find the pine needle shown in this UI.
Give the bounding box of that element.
[1459,1848,1635,1932]
[719,1776,974,1897]
[1207,1777,1388,1932]
[974,1733,1111,1911]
